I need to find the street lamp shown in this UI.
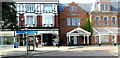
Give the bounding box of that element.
[13,26,15,43]
[25,28,29,54]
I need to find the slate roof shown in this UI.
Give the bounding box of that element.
[58,3,92,12]
[93,0,120,11]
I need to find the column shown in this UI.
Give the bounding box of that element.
[69,34,71,45]
[41,34,43,46]
[99,34,101,46]
[84,35,85,44]
[87,35,89,45]
[114,35,117,46]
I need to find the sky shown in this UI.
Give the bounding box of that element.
[59,0,96,3]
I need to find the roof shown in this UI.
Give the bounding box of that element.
[12,0,58,2]
[92,0,120,12]
[59,3,92,12]
[93,27,120,36]
[66,27,91,36]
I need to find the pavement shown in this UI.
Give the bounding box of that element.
[0,46,84,57]
[0,45,119,57]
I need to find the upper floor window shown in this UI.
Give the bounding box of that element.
[73,6,77,12]
[95,17,100,25]
[103,17,108,25]
[70,6,77,12]
[16,4,24,12]
[43,4,52,11]
[26,4,35,12]
[67,18,71,26]
[67,18,80,26]
[105,4,108,10]
[26,15,36,27]
[112,17,116,25]
[101,3,109,10]
[70,6,73,12]
[42,15,54,27]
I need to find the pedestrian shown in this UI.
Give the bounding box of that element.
[58,41,60,48]
[36,38,40,48]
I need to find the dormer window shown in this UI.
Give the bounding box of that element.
[70,6,77,12]
[101,3,109,11]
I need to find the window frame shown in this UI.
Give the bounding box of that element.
[70,6,73,12]
[103,16,108,25]
[111,16,117,25]
[95,16,100,25]
[73,6,77,12]
[101,3,109,11]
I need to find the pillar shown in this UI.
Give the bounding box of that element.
[114,35,117,46]
[99,34,101,46]
[87,35,89,45]
[84,35,85,44]
[68,34,71,45]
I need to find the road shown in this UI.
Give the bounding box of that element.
[33,46,117,56]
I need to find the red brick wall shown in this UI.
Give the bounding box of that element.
[19,14,25,26]
[60,2,88,44]
[37,15,42,26]
[91,13,119,27]
[54,15,58,27]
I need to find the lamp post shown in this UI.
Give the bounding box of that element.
[13,26,15,43]
[25,28,29,54]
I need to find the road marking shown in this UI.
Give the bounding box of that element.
[109,49,118,56]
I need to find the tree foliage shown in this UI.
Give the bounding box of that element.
[81,18,93,35]
[2,2,17,28]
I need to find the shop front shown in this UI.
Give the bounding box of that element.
[0,31,14,50]
[16,31,36,46]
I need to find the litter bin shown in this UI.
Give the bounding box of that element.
[14,43,18,48]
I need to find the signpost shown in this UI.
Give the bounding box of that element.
[25,28,29,54]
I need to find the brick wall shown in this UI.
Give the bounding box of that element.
[59,2,88,44]
[19,14,25,27]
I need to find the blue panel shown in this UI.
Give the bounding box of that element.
[16,31,36,33]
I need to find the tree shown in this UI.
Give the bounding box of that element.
[2,2,17,28]
[81,18,93,35]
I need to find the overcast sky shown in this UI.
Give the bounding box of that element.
[59,0,96,3]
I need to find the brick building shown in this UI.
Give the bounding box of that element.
[59,0,120,46]
[91,0,120,45]
[14,0,59,46]
[12,0,120,46]
[59,2,92,45]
